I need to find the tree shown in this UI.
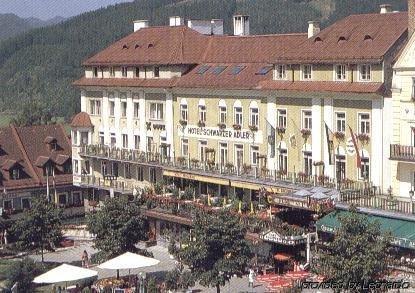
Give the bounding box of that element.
[317,208,391,285]
[5,257,47,292]
[12,198,62,262]
[177,210,251,293]
[10,99,53,127]
[87,197,148,260]
[165,264,195,292]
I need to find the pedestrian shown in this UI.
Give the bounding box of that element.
[81,250,89,268]
[248,268,255,288]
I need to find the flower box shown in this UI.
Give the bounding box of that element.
[233,124,242,131]
[357,133,370,145]
[276,127,286,136]
[334,131,345,141]
[217,123,226,130]
[301,128,311,138]
[249,125,258,132]
[197,120,205,128]
[179,119,188,127]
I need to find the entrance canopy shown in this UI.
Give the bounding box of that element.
[316,210,415,250]
[97,252,160,270]
[33,264,97,284]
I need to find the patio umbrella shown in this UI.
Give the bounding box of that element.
[33,264,97,284]
[97,252,160,278]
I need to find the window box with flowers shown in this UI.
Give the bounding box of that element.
[357,133,370,145]
[225,162,234,171]
[177,156,186,165]
[191,158,200,166]
[334,131,345,141]
[197,120,206,128]
[205,148,215,154]
[242,164,252,174]
[313,161,324,167]
[301,128,311,139]
[217,123,226,130]
[276,127,286,137]
[179,119,188,127]
[249,125,258,132]
[233,124,242,131]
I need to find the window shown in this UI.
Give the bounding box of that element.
[335,112,346,133]
[219,106,227,124]
[72,131,78,145]
[180,104,188,121]
[302,65,312,80]
[277,109,287,128]
[83,160,90,175]
[358,113,370,134]
[199,105,206,122]
[150,103,164,120]
[360,156,370,180]
[234,144,244,168]
[234,106,243,125]
[3,200,12,210]
[93,67,98,78]
[147,137,154,152]
[256,66,273,75]
[154,67,160,78]
[230,65,245,75]
[335,155,346,180]
[74,160,79,174]
[99,132,104,145]
[149,167,156,183]
[121,101,127,117]
[251,146,259,166]
[109,101,115,116]
[136,166,144,181]
[302,110,312,130]
[197,65,210,74]
[110,162,119,177]
[110,133,116,147]
[335,64,347,81]
[134,102,139,118]
[125,164,131,179]
[122,134,128,149]
[134,135,140,150]
[212,66,227,75]
[80,131,88,145]
[110,67,115,77]
[181,139,189,157]
[359,64,371,81]
[274,65,286,80]
[135,67,140,78]
[22,198,31,209]
[10,168,20,180]
[278,149,288,172]
[122,66,128,77]
[199,140,207,162]
[249,106,259,127]
[101,161,107,175]
[219,142,228,165]
[89,100,101,115]
[304,151,312,176]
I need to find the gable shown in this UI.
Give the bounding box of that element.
[395,32,415,69]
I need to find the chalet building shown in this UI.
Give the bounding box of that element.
[0,124,84,217]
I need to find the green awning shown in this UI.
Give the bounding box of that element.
[316,210,415,250]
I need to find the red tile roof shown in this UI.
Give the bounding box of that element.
[0,124,73,191]
[278,12,408,63]
[71,112,94,128]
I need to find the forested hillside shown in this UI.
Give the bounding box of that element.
[0,0,408,120]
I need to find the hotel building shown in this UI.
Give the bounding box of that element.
[72,6,408,200]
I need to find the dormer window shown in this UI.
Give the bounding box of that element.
[10,168,20,180]
[302,65,312,80]
[154,67,160,78]
[121,67,128,77]
[274,65,286,80]
[93,67,98,78]
[335,64,347,81]
[359,64,371,81]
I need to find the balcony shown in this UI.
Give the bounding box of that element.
[390,144,415,162]
[80,175,148,194]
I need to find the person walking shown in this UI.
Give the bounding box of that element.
[248,268,255,288]
[81,250,89,268]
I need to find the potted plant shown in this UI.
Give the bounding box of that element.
[242,164,252,174]
[334,131,345,141]
[249,125,258,132]
[276,127,286,137]
[179,119,187,127]
[197,120,205,128]
[313,161,324,167]
[217,123,226,130]
[177,156,186,165]
[233,124,242,131]
[301,128,311,139]
[357,133,370,145]
[225,162,234,171]
[190,158,200,166]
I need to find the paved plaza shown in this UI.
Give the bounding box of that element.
[30,242,266,292]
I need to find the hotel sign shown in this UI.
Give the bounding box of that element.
[178,126,263,144]
[260,230,307,246]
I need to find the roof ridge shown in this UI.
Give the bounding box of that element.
[10,124,41,185]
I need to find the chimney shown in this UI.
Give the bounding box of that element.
[169,16,184,26]
[233,15,249,36]
[133,20,149,32]
[380,4,392,14]
[409,0,415,37]
[308,21,320,38]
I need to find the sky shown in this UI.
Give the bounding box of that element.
[0,0,133,20]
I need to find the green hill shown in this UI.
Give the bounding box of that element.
[0,0,408,121]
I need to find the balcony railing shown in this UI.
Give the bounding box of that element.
[80,174,147,194]
[390,144,415,162]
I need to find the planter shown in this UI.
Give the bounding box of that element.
[249,125,258,132]
[301,128,311,139]
[357,133,370,145]
[217,123,226,130]
[334,131,345,141]
[197,120,205,128]
[233,124,242,131]
[276,127,286,136]
[179,120,188,127]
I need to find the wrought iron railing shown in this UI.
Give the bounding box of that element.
[390,144,415,161]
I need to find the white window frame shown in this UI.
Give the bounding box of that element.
[181,138,189,157]
[180,104,188,121]
[89,99,101,116]
[199,105,206,122]
[278,148,288,172]
[122,134,128,149]
[199,140,207,162]
[277,108,287,128]
[134,135,140,150]
[358,113,370,135]
[335,154,346,180]
[334,64,347,81]
[219,142,228,165]
[133,102,139,118]
[121,101,127,117]
[302,110,312,130]
[301,64,312,80]
[274,64,286,80]
[251,145,259,166]
[358,153,370,180]
[249,106,259,127]
[109,100,115,117]
[219,106,227,124]
[149,103,164,120]
[359,64,372,82]
[234,144,244,168]
[234,106,243,125]
[110,133,116,147]
[303,151,313,176]
[335,112,346,133]
[99,131,104,145]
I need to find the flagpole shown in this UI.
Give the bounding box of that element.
[46,169,50,203]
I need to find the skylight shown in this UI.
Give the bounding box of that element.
[212,65,227,75]
[256,66,273,75]
[230,65,246,75]
[196,65,211,74]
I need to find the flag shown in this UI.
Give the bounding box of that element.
[324,122,335,165]
[266,119,276,158]
[348,125,361,168]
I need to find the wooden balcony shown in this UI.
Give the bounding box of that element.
[390,144,415,162]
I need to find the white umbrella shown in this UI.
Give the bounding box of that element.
[33,264,97,284]
[98,252,160,270]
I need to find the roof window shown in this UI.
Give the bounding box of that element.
[196,65,211,74]
[256,65,273,75]
[230,65,246,75]
[212,65,227,75]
